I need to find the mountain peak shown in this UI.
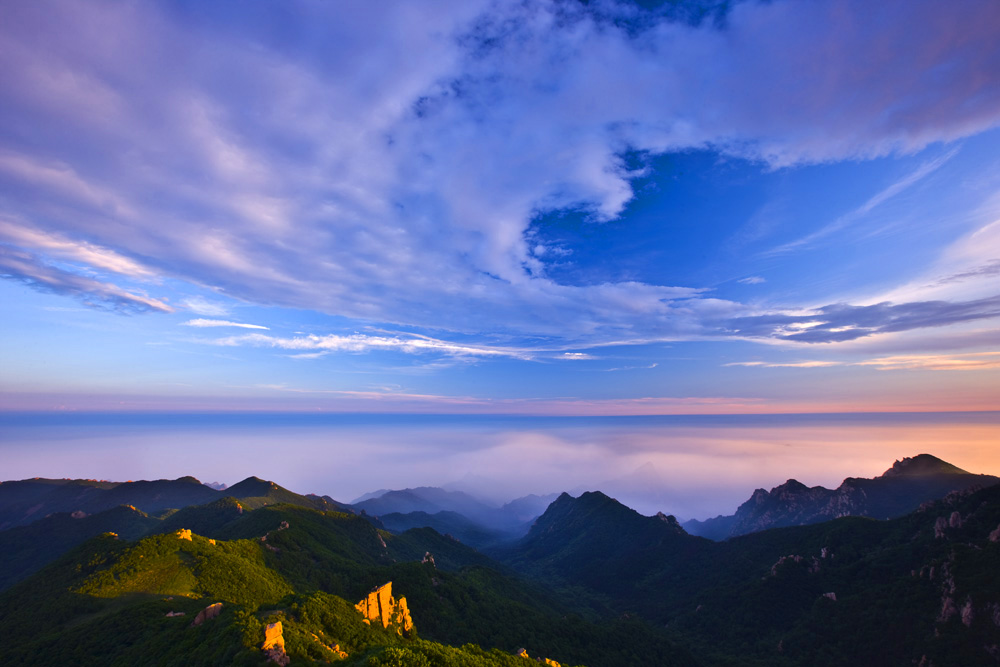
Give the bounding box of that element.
[226,476,281,497]
[879,454,969,478]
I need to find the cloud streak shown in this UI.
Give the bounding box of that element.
[212,332,536,361]
[182,319,269,330]
[0,246,172,313]
[725,294,1000,344]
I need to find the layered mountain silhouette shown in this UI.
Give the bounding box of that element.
[2,454,999,665]
[683,454,999,540]
[0,475,348,533]
[349,486,551,545]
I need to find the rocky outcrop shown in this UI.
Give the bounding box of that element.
[176,528,193,541]
[191,602,222,626]
[690,454,999,539]
[961,597,974,627]
[513,647,561,665]
[989,523,1000,542]
[165,611,185,617]
[355,582,414,635]
[310,632,348,659]
[262,621,289,665]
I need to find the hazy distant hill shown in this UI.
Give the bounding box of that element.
[684,454,999,540]
[352,487,504,522]
[0,476,218,530]
[350,486,547,536]
[378,510,517,549]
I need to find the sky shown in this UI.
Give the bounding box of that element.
[2,1,1000,508]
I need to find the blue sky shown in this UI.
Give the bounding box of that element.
[2,0,1000,416]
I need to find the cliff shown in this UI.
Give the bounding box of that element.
[355,582,414,635]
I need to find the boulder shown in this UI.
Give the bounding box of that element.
[191,602,222,626]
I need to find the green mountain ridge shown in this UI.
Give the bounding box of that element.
[496,483,1000,666]
[0,498,698,666]
[3,455,999,666]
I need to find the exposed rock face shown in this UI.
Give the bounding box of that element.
[70,510,86,519]
[989,523,1000,542]
[191,602,222,626]
[934,517,948,538]
[263,621,284,651]
[165,611,185,617]
[355,582,414,635]
[176,528,193,541]
[513,647,560,664]
[689,454,999,540]
[310,632,348,659]
[262,621,289,665]
[422,551,436,567]
[823,592,837,602]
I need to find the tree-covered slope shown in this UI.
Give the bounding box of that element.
[498,485,1000,666]
[0,501,701,667]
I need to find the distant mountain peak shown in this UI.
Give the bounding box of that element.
[879,454,969,478]
[685,453,995,541]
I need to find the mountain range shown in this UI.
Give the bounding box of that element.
[683,454,999,540]
[1,453,998,665]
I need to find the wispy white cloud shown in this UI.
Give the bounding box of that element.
[0,219,156,278]
[0,246,172,313]
[738,276,766,285]
[725,360,842,368]
[561,352,596,360]
[212,332,535,361]
[858,352,1000,371]
[726,351,1000,372]
[768,148,959,254]
[181,296,232,317]
[181,318,269,330]
[605,362,659,372]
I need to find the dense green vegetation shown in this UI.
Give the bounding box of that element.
[2,471,999,665]
[494,485,1000,666]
